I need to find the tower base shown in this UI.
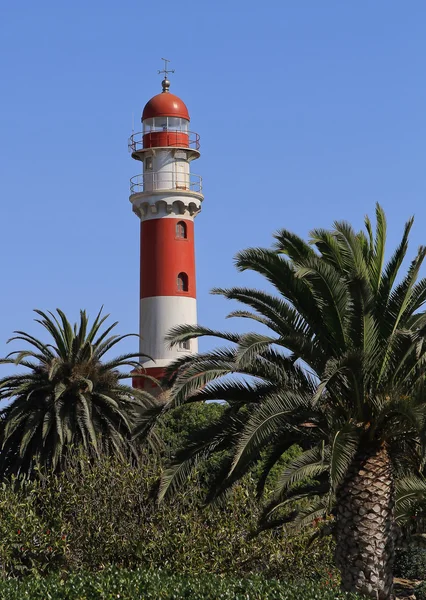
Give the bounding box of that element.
[132,366,166,391]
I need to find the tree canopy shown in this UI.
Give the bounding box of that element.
[0,308,158,477]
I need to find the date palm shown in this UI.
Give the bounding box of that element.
[0,308,158,477]
[153,205,426,599]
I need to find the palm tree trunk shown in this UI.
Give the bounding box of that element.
[335,443,395,599]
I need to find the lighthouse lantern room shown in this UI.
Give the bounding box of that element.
[128,62,203,387]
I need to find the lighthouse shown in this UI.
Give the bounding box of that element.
[129,62,203,388]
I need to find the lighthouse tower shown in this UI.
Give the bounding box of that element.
[129,63,203,387]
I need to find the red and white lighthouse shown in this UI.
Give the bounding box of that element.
[129,64,203,387]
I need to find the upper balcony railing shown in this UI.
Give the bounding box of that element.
[128,131,200,153]
[130,171,203,196]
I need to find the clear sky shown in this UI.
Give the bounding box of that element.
[1,1,426,373]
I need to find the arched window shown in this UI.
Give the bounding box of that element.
[177,272,189,292]
[176,221,187,239]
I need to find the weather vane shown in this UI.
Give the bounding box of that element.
[158,58,174,92]
[158,57,175,78]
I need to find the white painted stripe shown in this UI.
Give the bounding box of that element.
[139,296,198,367]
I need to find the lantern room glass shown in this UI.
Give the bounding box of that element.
[143,117,189,134]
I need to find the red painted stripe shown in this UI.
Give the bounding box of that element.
[132,366,166,390]
[140,219,196,299]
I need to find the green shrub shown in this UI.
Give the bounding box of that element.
[0,567,366,599]
[0,479,67,578]
[0,448,335,581]
[416,581,426,599]
[30,453,335,580]
[394,544,426,579]
[158,402,226,458]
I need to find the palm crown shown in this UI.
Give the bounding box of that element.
[0,308,157,477]
[152,205,426,598]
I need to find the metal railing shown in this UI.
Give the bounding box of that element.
[128,131,200,152]
[130,171,203,195]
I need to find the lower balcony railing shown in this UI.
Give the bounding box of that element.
[130,171,202,195]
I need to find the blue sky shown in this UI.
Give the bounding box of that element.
[1,1,426,372]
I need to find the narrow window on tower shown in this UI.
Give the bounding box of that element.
[178,340,190,351]
[176,221,187,239]
[145,156,153,171]
[177,272,189,292]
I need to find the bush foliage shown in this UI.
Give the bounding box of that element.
[0,404,342,599]
[0,480,67,578]
[0,451,335,581]
[416,581,426,599]
[0,567,367,599]
[394,544,426,580]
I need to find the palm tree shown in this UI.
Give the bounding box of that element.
[0,308,158,477]
[149,205,426,599]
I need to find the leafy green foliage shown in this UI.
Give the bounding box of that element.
[0,479,67,577]
[0,567,367,599]
[394,544,426,580]
[0,453,335,581]
[0,308,159,477]
[395,475,426,534]
[158,402,226,458]
[416,581,426,599]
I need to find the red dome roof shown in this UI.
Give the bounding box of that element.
[142,92,190,121]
